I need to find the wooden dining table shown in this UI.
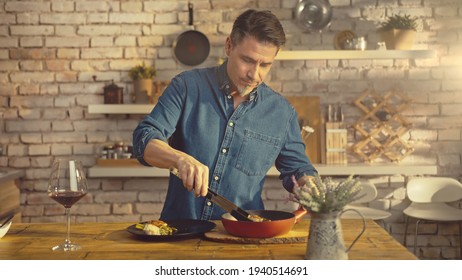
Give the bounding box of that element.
[0,219,417,260]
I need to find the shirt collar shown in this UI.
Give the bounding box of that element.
[217,60,258,102]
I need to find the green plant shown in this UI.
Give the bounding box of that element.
[379,14,417,31]
[129,64,157,80]
[291,175,363,213]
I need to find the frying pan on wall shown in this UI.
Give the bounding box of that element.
[295,0,333,33]
[173,2,210,66]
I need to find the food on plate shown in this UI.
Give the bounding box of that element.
[247,214,269,222]
[135,220,177,235]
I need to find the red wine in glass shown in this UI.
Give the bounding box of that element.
[49,191,87,208]
[48,159,88,251]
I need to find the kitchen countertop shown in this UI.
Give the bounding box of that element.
[88,163,438,178]
[0,219,417,260]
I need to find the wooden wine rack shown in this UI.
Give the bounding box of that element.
[352,89,414,163]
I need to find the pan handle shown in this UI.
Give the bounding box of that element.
[188,2,193,26]
[293,205,308,223]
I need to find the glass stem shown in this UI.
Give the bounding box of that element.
[65,207,71,244]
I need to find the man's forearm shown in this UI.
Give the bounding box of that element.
[143,139,185,169]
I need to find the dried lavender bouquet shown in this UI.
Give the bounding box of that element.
[292,175,364,213]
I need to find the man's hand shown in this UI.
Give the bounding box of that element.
[296,175,316,188]
[175,156,209,197]
[143,139,209,197]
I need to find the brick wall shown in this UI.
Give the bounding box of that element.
[1,0,461,259]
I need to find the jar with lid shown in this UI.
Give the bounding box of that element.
[104,81,124,104]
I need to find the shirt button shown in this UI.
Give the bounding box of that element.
[225,85,229,89]
[207,201,212,206]
[222,148,227,154]
[229,122,234,127]
[227,95,232,99]
[214,175,219,181]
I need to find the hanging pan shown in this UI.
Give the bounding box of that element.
[295,0,333,33]
[173,2,210,66]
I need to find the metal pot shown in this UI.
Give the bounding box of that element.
[173,2,210,66]
[221,208,307,238]
[294,0,333,33]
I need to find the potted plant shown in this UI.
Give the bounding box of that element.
[129,64,157,104]
[290,175,366,259]
[378,14,418,50]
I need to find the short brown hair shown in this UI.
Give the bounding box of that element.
[230,9,286,48]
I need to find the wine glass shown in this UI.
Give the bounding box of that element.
[48,159,88,251]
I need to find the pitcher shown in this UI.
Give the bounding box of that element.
[305,209,366,260]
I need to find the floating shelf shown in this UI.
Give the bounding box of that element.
[88,104,154,114]
[88,163,437,178]
[275,50,436,60]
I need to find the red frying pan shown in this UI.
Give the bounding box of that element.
[173,2,210,66]
[170,168,307,238]
[221,208,308,238]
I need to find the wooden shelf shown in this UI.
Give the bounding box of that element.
[88,104,154,114]
[88,163,437,178]
[275,50,436,60]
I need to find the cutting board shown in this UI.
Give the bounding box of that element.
[285,96,322,163]
[204,223,308,244]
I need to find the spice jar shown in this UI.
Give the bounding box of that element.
[104,80,124,104]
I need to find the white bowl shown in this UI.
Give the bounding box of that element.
[0,220,12,239]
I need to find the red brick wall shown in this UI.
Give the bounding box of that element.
[1,0,461,259]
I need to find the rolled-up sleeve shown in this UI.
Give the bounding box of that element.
[132,75,186,166]
[275,109,318,192]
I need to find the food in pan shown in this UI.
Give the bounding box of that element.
[247,214,269,222]
[135,220,178,235]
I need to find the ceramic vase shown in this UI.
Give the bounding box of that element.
[380,29,416,50]
[305,209,366,260]
[133,79,153,104]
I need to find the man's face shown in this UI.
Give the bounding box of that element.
[225,36,278,96]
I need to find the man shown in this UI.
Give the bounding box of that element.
[132,9,317,221]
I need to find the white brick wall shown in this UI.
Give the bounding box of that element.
[5,1,50,12]
[1,0,461,260]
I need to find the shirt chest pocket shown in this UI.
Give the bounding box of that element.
[235,129,281,176]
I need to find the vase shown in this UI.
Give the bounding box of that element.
[380,29,416,50]
[305,209,366,260]
[132,79,153,104]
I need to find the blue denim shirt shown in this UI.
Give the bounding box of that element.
[132,62,317,220]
